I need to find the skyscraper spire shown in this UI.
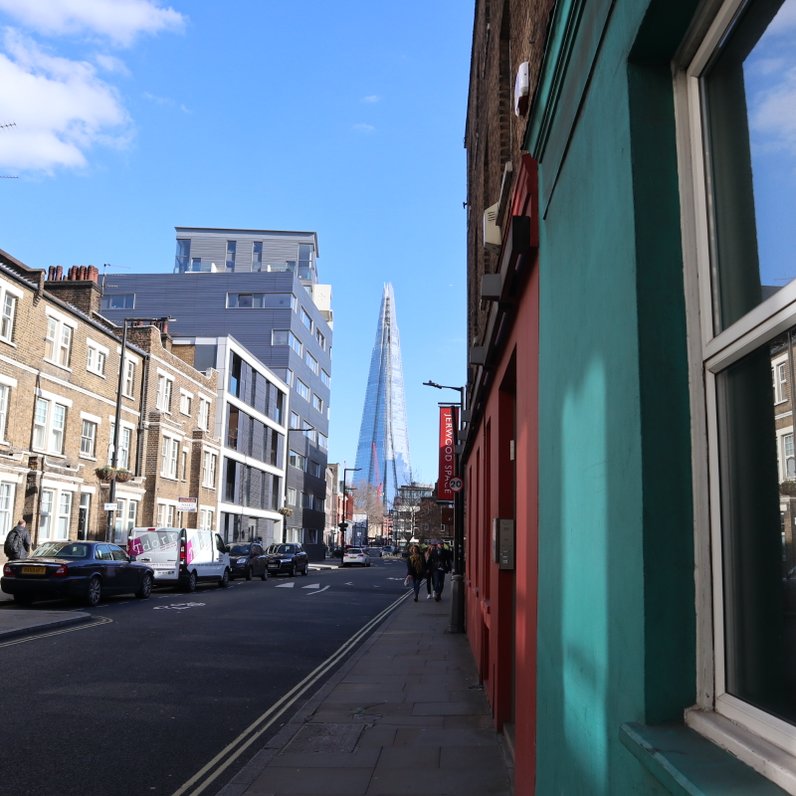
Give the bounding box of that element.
[353,283,412,506]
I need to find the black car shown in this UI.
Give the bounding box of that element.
[1,540,154,607]
[264,543,309,576]
[228,542,268,581]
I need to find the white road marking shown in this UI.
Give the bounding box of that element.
[307,585,330,596]
[274,582,295,588]
[301,583,322,589]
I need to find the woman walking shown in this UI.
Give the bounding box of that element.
[405,544,427,602]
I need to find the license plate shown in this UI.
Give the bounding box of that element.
[21,566,45,575]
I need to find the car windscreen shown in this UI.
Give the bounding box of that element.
[32,542,88,559]
[346,548,363,555]
[267,545,294,554]
[230,545,251,555]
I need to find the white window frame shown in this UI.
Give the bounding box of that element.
[86,339,109,377]
[107,420,132,470]
[39,487,72,542]
[80,417,98,458]
[198,396,211,431]
[676,0,796,787]
[0,280,21,344]
[0,379,12,441]
[33,393,70,455]
[179,389,193,416]
[0,481,16,538]
[202,450,217,488]
[44,311,75,369]
[161,434,179,478]
[156,373,174,413]
[123,357,137,398]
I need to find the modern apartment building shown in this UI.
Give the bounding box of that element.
[101,228,332,545]
[172,335,290,545]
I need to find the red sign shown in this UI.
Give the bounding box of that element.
[437,405,459,501]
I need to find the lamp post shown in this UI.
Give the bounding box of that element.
[106,316,173,542]
[340,467,361,557]
[423,379,466,633]
[283,423,315,542]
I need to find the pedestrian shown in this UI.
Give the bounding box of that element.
[427,542,453,601]
[4,518,31,561]
[424,544,434,599]
[405,544,427,602]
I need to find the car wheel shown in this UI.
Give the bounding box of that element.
[86,575,102,607]
[13,593,33,606]
[301,562,308,576]
[136,572,153,599]
[288,564,295,577]
[260,569,267,581]
[219,568,230,588]
[245,566,252,581]
[184,570,197,593]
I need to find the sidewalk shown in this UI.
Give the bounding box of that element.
[218,591,514,796]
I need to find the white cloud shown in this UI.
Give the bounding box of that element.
[751,65,796,155]
[352,123,376,134]
[0,28,132,172]
[361,95,381,104]
[0,0,185,47]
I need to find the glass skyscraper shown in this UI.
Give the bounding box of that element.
[353,283,412,506]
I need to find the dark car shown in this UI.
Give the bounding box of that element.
[1,540,154,607]
[264,543,309,576]
[229,542,268,581]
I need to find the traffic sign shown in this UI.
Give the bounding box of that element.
[449,477,463,492]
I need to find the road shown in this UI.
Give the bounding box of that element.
[0,555,407,795]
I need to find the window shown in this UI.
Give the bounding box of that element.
[80,419,97,457]
[252,241,263,271]
[316,328,326,350]
[226,240,237,271]
[0,282,19,342]
[123,358,136,397]
[773,359,789,404]
[157,502,176,527]
[288,450,305,470]
[305,351,318,375]
[318,431,328,451]
[39,488,72,542]
[321,369,331,388]
[175,238,190,272]
[290,411,301,429]
[180,449,188,481]
[312,394,323,413]
[108,422,131,469]
[161,435,179,478]
[0,383,8,440]
[0,481,15,540]
[287,488,297,505]
[784,433,796,481]
[33,396,67,454]
[101,294,134,310]
[45,314,73,368]
[199,507,214,531]
[198,397,211,431]
[677,0,796,779]
[202,450,217,488]
[228,292,263,308]
[156,374,173,412]
[295,379,310,401]
[289,333,302,356]
[301,307,313,331]
[86,341,108,377]
[179,390,193,416]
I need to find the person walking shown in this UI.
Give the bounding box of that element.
[4,518,31,561]
[405,544,427,602]
[427,541,453,601]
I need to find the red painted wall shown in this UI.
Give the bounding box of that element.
[463,158,539,795]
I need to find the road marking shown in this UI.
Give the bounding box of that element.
[307,585,330,596]
[153,602,206,611]
[274,582,295,588]
[301,583,322,589]
[0,615,112,647]
[173,591,411,796]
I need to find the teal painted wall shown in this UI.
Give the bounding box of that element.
[529,1,696,792]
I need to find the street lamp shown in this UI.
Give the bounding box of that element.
[283,423,315,542]
[423,379,466,633]
[106,316,174,542]
[340,467,361,557]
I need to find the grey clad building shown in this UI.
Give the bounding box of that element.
[102,227,332,545]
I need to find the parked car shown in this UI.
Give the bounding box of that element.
[228,542,268,581]
[1,541,154,607]
[127,527,230,591]
[341,547,371,567]
[264,543,309,576]
[365,546,383,557]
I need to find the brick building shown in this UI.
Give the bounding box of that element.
[0,248,219,551]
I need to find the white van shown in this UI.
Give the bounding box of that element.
[127,527,230,591]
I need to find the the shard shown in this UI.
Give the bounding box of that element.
[353,283,412,506]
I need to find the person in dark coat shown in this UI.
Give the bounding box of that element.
[426,542,453,601]
[405,544,427,602]
[4,518,31,560]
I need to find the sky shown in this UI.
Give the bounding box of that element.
[0,0,474,486]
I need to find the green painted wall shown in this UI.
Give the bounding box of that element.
[528,1,696,792]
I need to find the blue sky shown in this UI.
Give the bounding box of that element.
[0,0,474,485]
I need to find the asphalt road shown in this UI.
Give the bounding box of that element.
[0,555,407,795]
